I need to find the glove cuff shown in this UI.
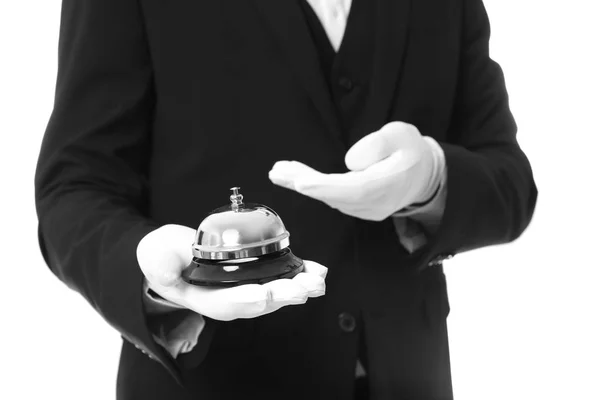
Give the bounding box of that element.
[414,136,446,205]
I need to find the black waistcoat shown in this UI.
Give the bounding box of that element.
[298,0,376,147]
[298,0,377,374]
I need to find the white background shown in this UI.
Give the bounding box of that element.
[0,1,598,399]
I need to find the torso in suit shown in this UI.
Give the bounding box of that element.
[35,0,537,399]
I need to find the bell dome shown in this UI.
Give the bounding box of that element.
[192,187,290,260]
[182,187,304,287]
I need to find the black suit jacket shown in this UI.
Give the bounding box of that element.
[35,0,537,399]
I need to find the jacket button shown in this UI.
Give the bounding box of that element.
[134,343,149,355]
[428,253,454,267]
[337,76,354,91]
[338,312,356,333]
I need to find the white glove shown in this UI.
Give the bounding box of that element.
[137,224,327,321]
[268,121,441,221]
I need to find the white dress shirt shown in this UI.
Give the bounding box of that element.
[305,0,353,51]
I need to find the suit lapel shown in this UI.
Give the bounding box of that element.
[250,0,342,141]
[363,0,413,131]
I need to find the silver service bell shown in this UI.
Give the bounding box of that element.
[181,187,305,287]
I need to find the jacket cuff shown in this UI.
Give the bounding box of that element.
[407,142,512,270]
[392,218,428,254]
[146,309,206,359]
[142,278,186,314]
[99,221,183,382]
[142,279,207,359]
[392,170,448,233]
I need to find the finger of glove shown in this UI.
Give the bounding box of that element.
[326,202,373,214]
[218,279,314,319]
[293,171,367,203]
[298,151,419,205]
[345,121,419,171]
[268,160,321,189]
[180,284,270,321]
[138,224,196,287]
[270,160,380,203]
[254,279,311,317]
[332,206,391,222]
[263,279,309,304]
[301,260,329,279]
[293,167,388,204]
[292,272,326,297]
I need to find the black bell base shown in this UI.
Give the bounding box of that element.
[181,248,305,287]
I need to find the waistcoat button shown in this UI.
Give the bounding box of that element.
[337,76,354,91]
[338,312,357,333]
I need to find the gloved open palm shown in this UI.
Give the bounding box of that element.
[269,121,437,221]
[137,224,327,321]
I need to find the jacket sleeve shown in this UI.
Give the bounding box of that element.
[412,0,538,270]
[34,0,215,383]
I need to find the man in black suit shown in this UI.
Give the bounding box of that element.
[35,0,537,399]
